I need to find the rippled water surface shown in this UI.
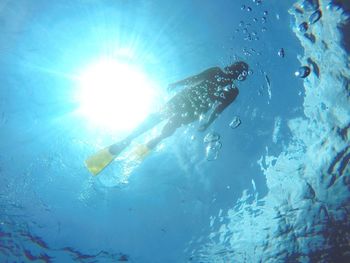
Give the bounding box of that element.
[0,0,349,262]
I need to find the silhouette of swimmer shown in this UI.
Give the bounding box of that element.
[112,61,248,152]
[85,61,249,175]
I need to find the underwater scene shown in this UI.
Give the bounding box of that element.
[0,0,349,262]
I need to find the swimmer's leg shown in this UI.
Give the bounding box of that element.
[109,113,164,154]
[146,117,182,150]
[85,113,164,175]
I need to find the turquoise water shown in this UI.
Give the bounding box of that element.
[1,0,349,262]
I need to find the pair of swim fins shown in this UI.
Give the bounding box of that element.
[85,143,150,176]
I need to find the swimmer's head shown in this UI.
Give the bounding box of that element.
[224,61,249,81]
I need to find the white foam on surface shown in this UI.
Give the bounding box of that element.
[192,1,350,261]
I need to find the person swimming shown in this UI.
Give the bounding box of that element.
[85,61,249,175]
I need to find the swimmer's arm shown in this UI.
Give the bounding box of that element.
[168,67,222,90]
[198,102,228,131]
[198,88,239,131]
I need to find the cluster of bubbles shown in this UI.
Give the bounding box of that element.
[236,12,268,43]
[237,69,249,81]
[236,0,317,80]
[234,0,269,48]
[202,116,241,161]
[296,0,322,35]
[203,132,222,161]
[294,0,324,79]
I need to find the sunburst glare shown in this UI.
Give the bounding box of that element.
[75,57,157,133]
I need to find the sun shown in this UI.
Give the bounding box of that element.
[75,57,157,132]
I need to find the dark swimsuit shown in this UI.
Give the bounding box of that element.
[161,80,238,124]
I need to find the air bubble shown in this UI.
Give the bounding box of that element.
[309,10,322,24]
[205,141,222,161]
[278,48,285,58]
[229,116,241,129]
[203,132,220,143]
[298,22,308,33]
[204,132,222,161]
[295,66,311,78]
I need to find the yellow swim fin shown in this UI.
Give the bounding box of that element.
[85,142,127,176]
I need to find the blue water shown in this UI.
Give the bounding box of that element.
[1,0,349,262]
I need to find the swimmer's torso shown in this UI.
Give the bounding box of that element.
[162,68,238,122]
